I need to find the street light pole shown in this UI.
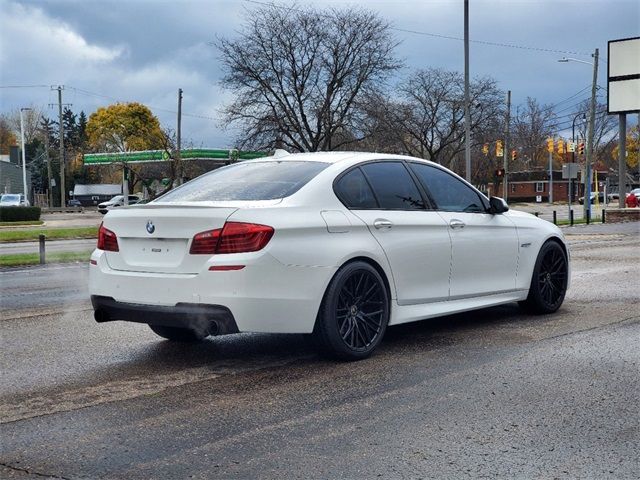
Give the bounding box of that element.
[558,53,599,219]
[585,48,599,221]
[19,108,32,202]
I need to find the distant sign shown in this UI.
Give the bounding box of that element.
[562,163,579,179]
[607,37,640,114]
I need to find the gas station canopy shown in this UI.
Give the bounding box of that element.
[83,148,269,165]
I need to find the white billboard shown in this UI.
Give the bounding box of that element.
[608,37,640,114]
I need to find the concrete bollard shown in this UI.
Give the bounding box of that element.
[39,234,45,265]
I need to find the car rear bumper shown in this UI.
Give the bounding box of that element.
[88,249,336,334]
[91,295,239,336]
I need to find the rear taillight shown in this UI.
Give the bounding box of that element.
[189,228,222,254]
[97,223,119,252]
[189,222,274,255]
[216,222,274,254]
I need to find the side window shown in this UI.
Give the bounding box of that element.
[334,168,377,209]
[409,163,485,213]
[360,162,425,210]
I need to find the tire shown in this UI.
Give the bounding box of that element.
[148,325,208,342]
[519,241,568,314]
[314,261,390,360]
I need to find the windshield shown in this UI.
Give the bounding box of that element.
[155,161,329,202]
[1,194,20,203]
[108,196,124,202]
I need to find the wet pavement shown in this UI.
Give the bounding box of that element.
[0,223,638,479]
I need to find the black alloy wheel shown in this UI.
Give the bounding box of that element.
[520,241,568,314]
[314,261,390,360]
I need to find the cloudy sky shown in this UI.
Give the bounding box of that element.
[1,0,638,148]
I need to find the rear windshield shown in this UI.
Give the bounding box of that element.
[155,161,328,202]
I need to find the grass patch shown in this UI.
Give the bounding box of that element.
[0,226,98,243]
[0,250,92,267]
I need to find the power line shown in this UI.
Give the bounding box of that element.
[66,86,218,122]
[241,0,593,57]
[548,85,591,109]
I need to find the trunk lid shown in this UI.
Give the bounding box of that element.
[102,205,238,274]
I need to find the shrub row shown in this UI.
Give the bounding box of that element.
[0,206,42,222]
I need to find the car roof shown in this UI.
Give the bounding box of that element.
[250,151,437,166]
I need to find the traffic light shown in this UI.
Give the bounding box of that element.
[496,140,503,157]
[546,138,554,153]
[578,141,585,155]
[511,149,518,161]
[567,141,576,153]
[495,168,505,178]
[557,139,565,154]
[482,143,489,156]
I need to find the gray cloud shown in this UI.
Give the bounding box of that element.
[1,0,638,147]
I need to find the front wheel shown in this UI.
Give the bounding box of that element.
[519,241,568,314]
[149,325,208,342]
[314,261,390,360]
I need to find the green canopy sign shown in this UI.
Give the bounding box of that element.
[83,148,268,165]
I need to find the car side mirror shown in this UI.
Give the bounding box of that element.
[489,196,509,214]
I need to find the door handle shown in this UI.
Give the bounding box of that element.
[449,219,466,229]
[373,219,393,230]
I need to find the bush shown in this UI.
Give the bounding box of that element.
[0,206,41,222]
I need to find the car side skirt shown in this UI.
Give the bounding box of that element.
[389,289,529,326]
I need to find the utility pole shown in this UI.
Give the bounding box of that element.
[503,90,511,201]
[584,48,599,220]
[176,88,183,185]
[463,0,471,182]
[57,86,66,207]
[44,122,53,208]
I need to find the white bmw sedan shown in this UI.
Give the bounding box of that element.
[89,152,569,360]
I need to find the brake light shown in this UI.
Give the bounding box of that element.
[97,223,119,252]
[189,228,222,254]
[189,222,274,255]
[217,222,274,254]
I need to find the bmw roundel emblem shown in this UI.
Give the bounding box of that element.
[146,220,155,234]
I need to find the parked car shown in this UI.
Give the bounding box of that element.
[90,152,570,360]
[97,195,141,214]
[578,192,605,204]
[628,188,640,200]
[0,193,30,207]
[605,189,640,203]
[67,199,83,207]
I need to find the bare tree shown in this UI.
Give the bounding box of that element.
[512,97,556,169]
[217,3,401,151]
[5,106,44,144]
[574,100,618,167]
[362,68,504,173]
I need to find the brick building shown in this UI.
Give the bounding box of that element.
[489,170,610,202]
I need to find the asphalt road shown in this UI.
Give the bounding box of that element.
[0,222,639,479]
